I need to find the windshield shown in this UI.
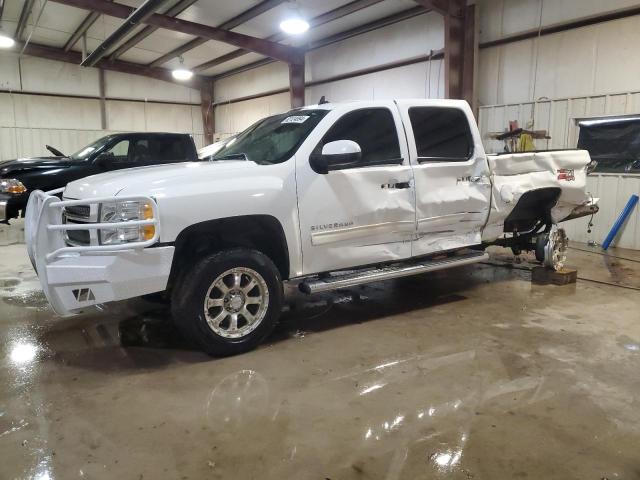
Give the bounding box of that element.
[212,109,329,165]
[70,136,114,161]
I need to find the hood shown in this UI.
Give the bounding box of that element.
[64,160,259,199]
[0,156,74,176]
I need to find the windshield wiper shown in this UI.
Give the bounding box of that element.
[214,153,248,161]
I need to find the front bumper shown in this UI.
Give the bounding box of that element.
[0,198,6,223]
[25,189,172,316]
[0,192,28,223]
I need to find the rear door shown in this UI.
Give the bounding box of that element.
[396,100,491,256]
[295,103,415,274]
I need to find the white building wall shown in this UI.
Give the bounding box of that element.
[0,55,205,161]
[213,12,445,137]
[476,0,640,250]
[478,92,640,250]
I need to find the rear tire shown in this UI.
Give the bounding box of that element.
[171,248,283,356]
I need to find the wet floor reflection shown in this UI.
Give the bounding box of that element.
[1,245,640,479]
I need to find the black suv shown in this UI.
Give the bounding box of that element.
[0,132,198,222]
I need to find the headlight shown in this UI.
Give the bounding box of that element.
[0,179,27,194]
[98,200,156,245]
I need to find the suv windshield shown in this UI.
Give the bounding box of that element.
[212,109,329,165]
[70,136,115,161]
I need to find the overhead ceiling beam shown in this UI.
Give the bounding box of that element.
[193,0,385,74]
[15,0,36,41]
[211,6,427,80]
[109,0,199,61]
[81,0,171,67]
[147,0,286,68]
[412,0,461,17]
[148,36,207,67]
[64,10,101,51]
[50,0,300,63]
[14,41,206,88]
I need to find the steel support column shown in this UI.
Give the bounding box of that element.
[201,81,214,144]
[98,68,107,129]
[461,3,477,111]
[415,0,475,106]
[289,54,305,109]
[443,0,464,100]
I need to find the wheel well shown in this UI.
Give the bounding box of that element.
[504,187,561,233]
[168,215,290,290]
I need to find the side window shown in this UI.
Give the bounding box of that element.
[130,139,151,164]
[149,136,190,163]
[105,140,130,161]
[319,108,401,166]
[408,107,473,161]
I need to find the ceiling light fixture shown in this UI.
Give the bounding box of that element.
[172,56,193,81]
[0,32,15,49]
[279,2,309,35]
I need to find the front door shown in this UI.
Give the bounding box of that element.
[396,100,492,256]
[295,103,415,275]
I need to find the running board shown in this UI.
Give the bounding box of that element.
[299,251,489,295]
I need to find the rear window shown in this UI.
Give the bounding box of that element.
[149,136,192,162]
[408,107,473,161]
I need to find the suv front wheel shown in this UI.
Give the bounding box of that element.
[171,248,283,356]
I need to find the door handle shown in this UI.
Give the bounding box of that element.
[381,182,411,189]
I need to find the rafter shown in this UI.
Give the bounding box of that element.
[50,0,301,63]
[82,0,171,67]
[412,0,461,17]
[14,41,206,88]
[192,0,386,74]
[64,10,101,52]
[147,0,286,68]
[109,0,200,60]
[211,6,427,80]
[15,0,36,41]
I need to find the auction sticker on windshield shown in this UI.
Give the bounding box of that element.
[281,115,310,124]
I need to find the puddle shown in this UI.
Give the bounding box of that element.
[0,278,21,289]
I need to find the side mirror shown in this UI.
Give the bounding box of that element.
[309,140,362,174]
[93,151,114,169]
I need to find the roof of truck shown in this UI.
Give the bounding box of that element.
[297,99,469,111]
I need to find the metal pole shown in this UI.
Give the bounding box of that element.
[602,194,639,250]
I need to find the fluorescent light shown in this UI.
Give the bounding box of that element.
[0,34,15,49]
[172,68,193,81]
[279,17,309,35]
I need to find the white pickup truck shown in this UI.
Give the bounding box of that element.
[26,99,598,356]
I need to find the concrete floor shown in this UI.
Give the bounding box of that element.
[1,242,639,480]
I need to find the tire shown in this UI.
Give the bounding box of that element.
[535,234,548,263]
[141,291,170,304]
[171,248,283,356]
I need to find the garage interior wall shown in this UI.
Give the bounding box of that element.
[213,12,446,136]
[210,0,640,250]
[0,55,205,161]
[476,0,640,249]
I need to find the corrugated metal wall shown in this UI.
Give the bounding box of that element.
[563,174,640,250]
[0,55,206,161]
[0,126,206,161]
[478,92,640,250]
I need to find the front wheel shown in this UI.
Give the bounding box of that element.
[171,248,283,356]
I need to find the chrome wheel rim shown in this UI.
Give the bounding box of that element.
[203,267,269,339]
[544,226,568,271]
